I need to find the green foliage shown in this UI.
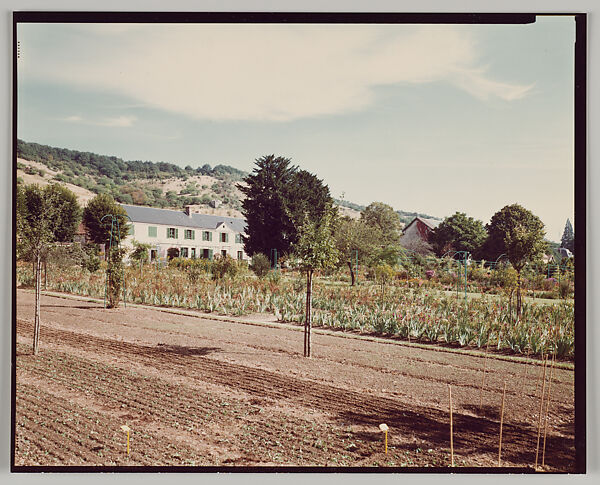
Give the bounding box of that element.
[82,246,101,273]
[249,253,271,278]
[17,184,81,260]
[360,202,402,246]
[239,155,334,257]
[211,255,240,280]
[482,204,547,265]
[106,247,126,308]
[17,139,246,210]
[431,212,487,257]
[488,205,547,273]
[82,194,130,246]
[333,216,382,268]
[291,209,340,273]
[370,263,395,288]
[130,241,151,263]
[560,218,575,253]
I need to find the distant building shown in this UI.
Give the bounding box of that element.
[401,217,441,245]
[73,222,88,244]
[120,204,248,262]
[558,247,573,259]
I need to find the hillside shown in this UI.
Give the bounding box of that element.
[16,140,441,222]
[17,139,247,218]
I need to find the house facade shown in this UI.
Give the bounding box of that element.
[120,204,248,262]
[401,217,441,245]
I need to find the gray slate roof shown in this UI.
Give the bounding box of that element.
[121,204,247,233]
[404,217,441,231]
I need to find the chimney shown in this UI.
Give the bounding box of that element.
[184,205,192,217]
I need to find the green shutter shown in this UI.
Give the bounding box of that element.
[148,226,157,237]
[191,230,195,240]
[175,228,179,239]
[209,232,212,241]
[225,233,229,243]
[208,249,213,260]
[128,225,134,236]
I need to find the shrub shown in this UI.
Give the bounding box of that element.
[249,253,271,278]
[107,247,126,308]
[212,255,239,280]
[558,279,572,299]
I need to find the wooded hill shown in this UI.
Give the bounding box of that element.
[16,139,441,223]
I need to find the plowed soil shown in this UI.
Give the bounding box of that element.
[14,289,575,470]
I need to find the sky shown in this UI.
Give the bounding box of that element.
[16,17,576,242]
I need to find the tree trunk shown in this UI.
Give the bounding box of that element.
[304,269,313,357]
[33,253,42,355]
[347,261,355,286]
[516,272,522,320]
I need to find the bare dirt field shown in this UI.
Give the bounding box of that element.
[14,289,575,470]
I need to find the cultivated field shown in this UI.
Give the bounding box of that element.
[14,289,575,470]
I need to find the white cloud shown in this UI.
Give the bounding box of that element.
[62,115,83,122]
[24,24,532,122]
[58,114,136,127]
[96,116,137,127]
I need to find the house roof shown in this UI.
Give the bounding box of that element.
[121,204,247,233]
[404,216,441,231]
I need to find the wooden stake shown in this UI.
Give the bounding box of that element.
[479,336,490,412]
[542,353,556,467]
[449,385,454,467]
[534,352,545,398]
[523,348,531,397]
[498,380,507,467]
[534,356,548,469]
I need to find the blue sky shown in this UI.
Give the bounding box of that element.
[17,17,575,242]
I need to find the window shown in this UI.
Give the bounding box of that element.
[181,247,189,258]
[150,249,157,261]
[148,226,157,238]
[128,224,134,236]
[191,248,196,258]
[220,233,228,243]
[221,250,227,257]
[184,229,195,240]
[237,251,243,260]
[167,228,178,239]
[235,234,242,244]
[202,248,213,260]
[203,231,212,241]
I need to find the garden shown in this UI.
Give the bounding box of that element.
[16,247,575,360]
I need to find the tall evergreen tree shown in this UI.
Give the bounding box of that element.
[561,218,575,253]
[238,155,333,258]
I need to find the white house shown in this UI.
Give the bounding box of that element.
[120,204,248,262]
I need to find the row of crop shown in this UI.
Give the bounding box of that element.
[17,263,574,357]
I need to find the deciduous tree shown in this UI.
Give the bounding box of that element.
[360,202,402,246]
[82,194,130,249]
[18,184,81,354]
[291,209,340,357]
[430,212,487,257]
[486,204,547,317]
